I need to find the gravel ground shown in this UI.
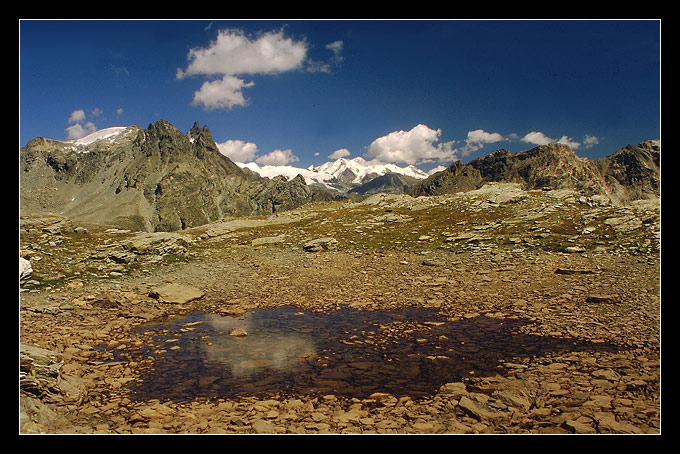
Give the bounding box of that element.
[19,189,661,434]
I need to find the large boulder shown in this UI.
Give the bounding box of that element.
[121,232,191,257]
[20,257,33,282]
[20,344,85,402]
[148,283,204,305]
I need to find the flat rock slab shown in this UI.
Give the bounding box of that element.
[149,283,204,305]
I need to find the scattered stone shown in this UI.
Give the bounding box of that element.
[149,283,204,305]
[591,368,620,381]
[595,412,644,434]
[229,328,248,337]
[457,395,506,421]
[251,419,275,433]
[555,267,596,275]
[563,419,597,434]
[492,390,532,412]
[586,294,619,304]
[422,258,445,267]
[439,382,467,399]
[604,215,642,234]
[122,232,191,257]
[303,237,338,252]
[252,235,286,247]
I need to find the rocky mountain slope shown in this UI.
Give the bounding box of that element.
[20,120,340,232]
[407,141,660,205]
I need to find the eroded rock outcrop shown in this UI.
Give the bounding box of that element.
[408,141,660,205]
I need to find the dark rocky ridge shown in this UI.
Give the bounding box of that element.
[407,141,660,205]
[592,140,661,204]
[348,172,420,196]
[20,120,341,232]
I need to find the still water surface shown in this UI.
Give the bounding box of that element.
[113,305,617,401]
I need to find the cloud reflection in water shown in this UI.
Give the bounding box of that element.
[200,313,318,378]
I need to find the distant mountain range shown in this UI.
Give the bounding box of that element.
[237,156,431,194]
[19,119,660,233]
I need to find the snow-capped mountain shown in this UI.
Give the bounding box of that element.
[61,126,134,150]
[237,156,430,192]
[236,162,333,186]
[311,157,429,183]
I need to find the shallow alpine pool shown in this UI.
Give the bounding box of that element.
[107,305,618,402]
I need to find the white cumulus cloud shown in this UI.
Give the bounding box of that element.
[365,124,456,165]
[461,129,508,156]
[556,136,581,149]
[177,28,308,110]
[178,29,307,78]
[65,121,96,140]
[521,131,594,150]
[255,149,300,166]
[582,134,600,148]
[216,139,259,162]
[191,76,255,111]
[521,131,554,146]
[65,109,98,140]
[328,148,351,159]
[68,109,86,124]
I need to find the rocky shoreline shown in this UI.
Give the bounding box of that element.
[19,186,661,434]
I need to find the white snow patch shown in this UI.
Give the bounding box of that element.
[53,127,132,151]
[70,126,129,145]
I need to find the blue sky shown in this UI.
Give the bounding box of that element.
[19,19,660,171]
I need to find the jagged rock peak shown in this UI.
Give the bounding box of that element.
[638,139,660,153]
[186,121,219,155]
[142,120,220,157]
[147,119,183,136]
[187,121,211,139]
